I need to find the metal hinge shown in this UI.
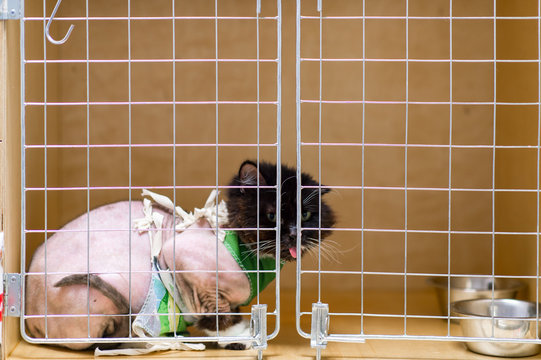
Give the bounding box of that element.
[1,0,21,20]
[311,302,329,359]
[4,273,21,317]
[250,304,267,360]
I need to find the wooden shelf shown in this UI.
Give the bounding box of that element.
[6,289,541,359]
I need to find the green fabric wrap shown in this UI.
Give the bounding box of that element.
[223,230,285,306]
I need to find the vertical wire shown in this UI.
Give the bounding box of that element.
[85,0,91,339]
[447,0,453,335]
[127,0,133,338]
[360,0,366,336]
[256,0,261,306]
[42,0,48,339]
[214,0,220,337]
[533,0,541,340]
[403,0,409,335]
[19,0,27,336]
[491,0,497,338]
[318,0,323,304]
[172,0,177,338]
[275,0,282,334]
[295,0,303,336]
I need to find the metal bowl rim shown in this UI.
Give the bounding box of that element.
[427,277,526,292]
[451,298,541,319]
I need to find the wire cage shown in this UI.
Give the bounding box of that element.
[1,0,541,359]
[296,0,541,358]
[19,0,282,356]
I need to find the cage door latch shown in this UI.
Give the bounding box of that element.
[310,302,329,349]
[0,0,21,20]
[4,273,21,317]
[250,304,267,360]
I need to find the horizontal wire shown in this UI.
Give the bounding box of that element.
[25,15,541,21]
[25,58,540,64]
[24,100,538,106]
[299,311,538,322]
[301,142,540,149]
[25,228,277,234]
[25,143,538,150]
[25,143,278,149]
[24,227,539,236]
[23,311,273,319]
[24,16,279,21]
[25,58,278,64]
[302,227,539,236]
[24,333,272,344]
[24,185,276,191]
[300,100,540,105]
[25,100,278,106]
[26,269,280,276]
[301,185,541,192]
[300,271,540,278]
[301,58,541,63]
[300,15,541,20]
[25,185,540,193]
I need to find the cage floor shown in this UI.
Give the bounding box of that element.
[6,289,541,360]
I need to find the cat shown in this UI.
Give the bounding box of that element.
[194,160,336,349]
[25,160,335,351]
[227,160,335,261]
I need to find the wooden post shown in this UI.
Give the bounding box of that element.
[1,17,22,357]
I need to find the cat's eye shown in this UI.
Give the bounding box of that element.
[301,211,311,221]
[267,212,276,222]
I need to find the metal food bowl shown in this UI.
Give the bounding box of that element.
[428,277,526,321]
[452,299,541,357]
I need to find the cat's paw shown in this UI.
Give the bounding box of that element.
[204,319,252,350]
[225,342,247,350]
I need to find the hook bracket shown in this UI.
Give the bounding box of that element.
[45,0,74,45]
[1,0,21,20]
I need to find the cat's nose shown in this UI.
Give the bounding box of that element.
[288,226,297,239]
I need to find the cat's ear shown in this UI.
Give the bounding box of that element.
[238,160,267,192]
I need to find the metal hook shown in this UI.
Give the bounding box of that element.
[45,0,75,45]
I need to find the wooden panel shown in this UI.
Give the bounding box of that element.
[3,16,22,358]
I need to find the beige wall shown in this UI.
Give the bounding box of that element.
[12,0,541,296]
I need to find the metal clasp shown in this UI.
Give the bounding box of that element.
[311,302,329,350]
[250,304,268,360]
[4,273,21,317]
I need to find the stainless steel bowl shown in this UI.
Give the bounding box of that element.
[428,277,526,320]
[452,299,541,357]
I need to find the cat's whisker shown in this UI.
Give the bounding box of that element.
[328,188,343,201]
[302,189,320,205]
[304,243,341,264]
[307,238,340,249]
[317,242,343,263]
[307,237,360,257]
[242,240,276,246]
[281,175,296,188]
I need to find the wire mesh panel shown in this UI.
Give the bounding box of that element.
[296,0,541,357]
[21,0,281,354]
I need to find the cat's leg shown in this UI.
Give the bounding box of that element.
[197,308,252,350]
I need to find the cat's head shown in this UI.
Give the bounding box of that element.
[226,160,336,261]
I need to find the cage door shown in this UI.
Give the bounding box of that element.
[21,0,282,355]
[295,0,541,359]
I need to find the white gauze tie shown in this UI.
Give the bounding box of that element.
[94,341,205,356]
[135,189,229,257]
